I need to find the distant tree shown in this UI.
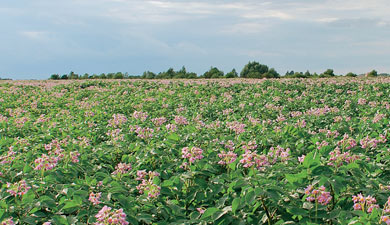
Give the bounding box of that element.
[284,71,295,77]
[225,68,238,78]
[99,73,107,79]
[366,70,378,77]
[142,71,156,79]
[106,73,114,79]
[186,72,198,79]
[345,72,357,77]
[320,69,335,77]
[264,68,280,78]
[203,67,224,78]
[50,74,60,80]
[68,71,79,79]
[174,66,188,78]
[82,73,89,79]
[114,72,124,79]
[240,61,269,78]
[304,70,311,77]
[156,68,176,79]
[312,72,319,77]
[60,74,68,79]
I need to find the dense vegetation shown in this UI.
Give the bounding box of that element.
[48,61,388,80]
[1,78,390,224]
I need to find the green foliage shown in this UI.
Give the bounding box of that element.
[1,78,390,224]
[366,70,378,77]
[240,61,270,78]
[225,69,238,78]
[320,69,335,77]
[202,67,224,78]
[345,72,357,77]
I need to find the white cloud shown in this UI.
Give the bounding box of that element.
[220,22,271,34]
[20,31,48,40]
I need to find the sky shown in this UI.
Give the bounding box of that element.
[1,0,390,79]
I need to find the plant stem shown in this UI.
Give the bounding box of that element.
[261,197,272,225]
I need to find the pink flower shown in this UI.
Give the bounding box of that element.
[34,154,59,171]
[182,147,204,163]
[197,208,205,214]
[304,184,332,206]
[136,171,161,199]
[298,155,305,163]
[132,111,148,122]
[383,216,390,225]
[70,151,80,163]
[6,180,31,197]
[1,218,15,225]
[108,114,128,127]
[226,121,246,135]
[174,116,188,125]
[352,194,379,213]
[217,151,237,165]
[94,206,129,225]
[89,192,102,205]
[112,163,132,175]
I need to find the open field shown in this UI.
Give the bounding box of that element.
[1,78,390,224]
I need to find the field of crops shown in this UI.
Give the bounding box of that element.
[1,78,390,224]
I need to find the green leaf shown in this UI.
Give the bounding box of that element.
[288,207,308,216]
[245,191,256,205]
[167,133,180,142]
[285,170,307,184]
[201,207,220,219]
[303,150,320,168]
[62,200,80,210]
[52,215,69,225]
[232,198,240,214]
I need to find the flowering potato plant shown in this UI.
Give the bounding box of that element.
[0,78,389,224]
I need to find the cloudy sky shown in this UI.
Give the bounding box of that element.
[1,0,390,79]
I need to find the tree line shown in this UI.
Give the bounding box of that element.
[49,61,386,80]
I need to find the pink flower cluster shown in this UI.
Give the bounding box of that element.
[242,141,257,151]
[174,116,189,125]
[316,141,329,150]
[240,150,268,169]
[1,218,15,225]
[34,154,59,171]
[151,117,167,126]
[136,170,161,198]
[112,163,132,175]
[133,111,148,122]
[337,134,357,150]
[108,114,127,127]
[70,151,80,163]
[134,126,154,139]
[182,147,204,163]
[240,146,290,170]
[226,121,246,135]
[381,197,390,224]
[0,114,8,123]
[89,192,102,205]
[360,135,386,149]
[6,180,31,197]
[94,206,129,225]
[165,123,178,132]
[106,129,124,142]
[217,151,237,165]
[352,194,379,213]
[304,185,332,205]
[0,146,16,165]
[267,146,290,164]
[327,147,359,167]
